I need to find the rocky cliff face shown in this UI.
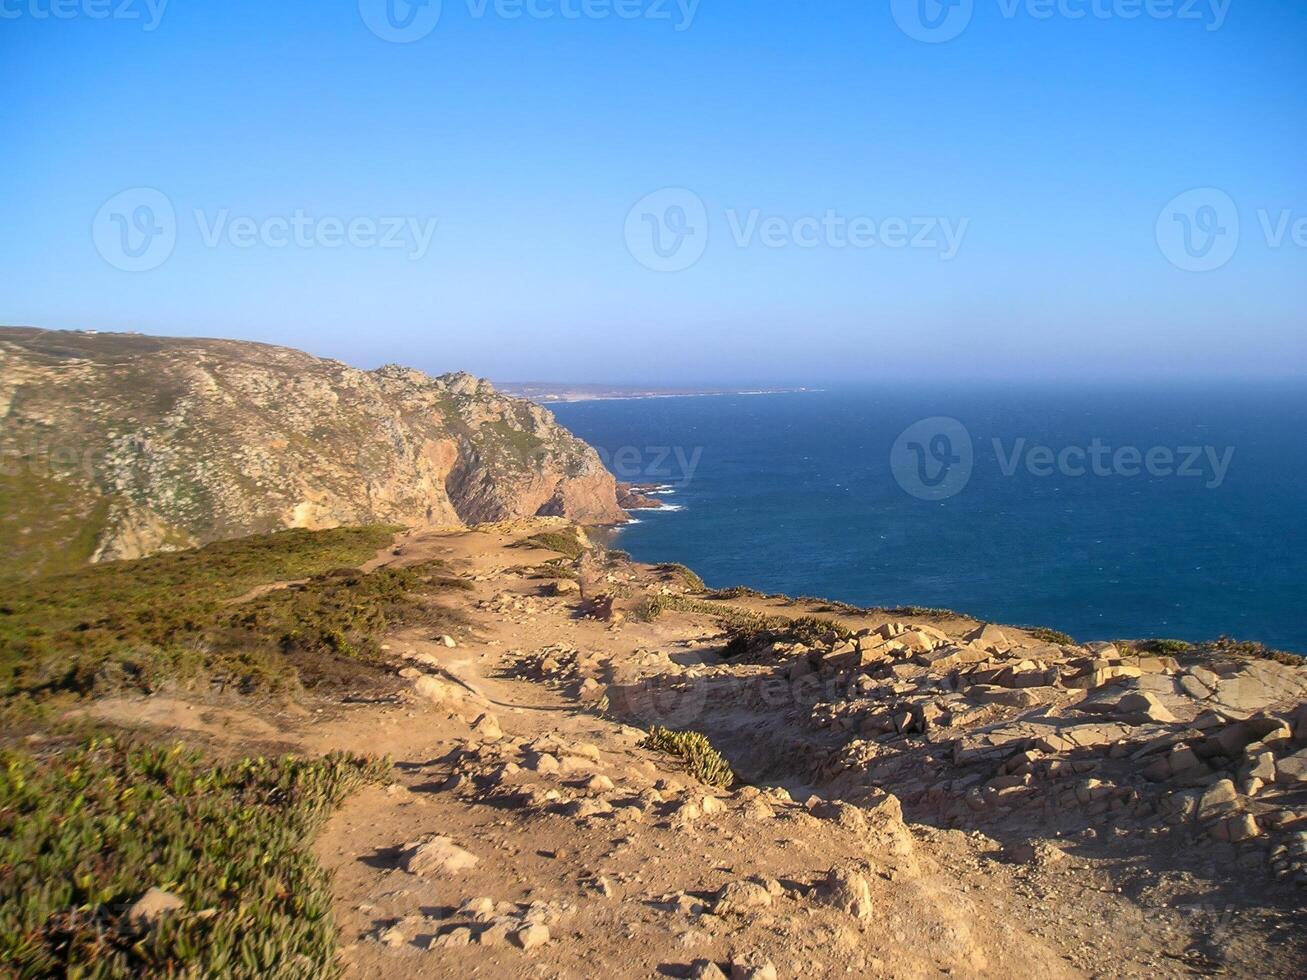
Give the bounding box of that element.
[0,328,626,568]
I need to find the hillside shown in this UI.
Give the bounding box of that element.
[4,521,1303,978]
[0,328,626,573]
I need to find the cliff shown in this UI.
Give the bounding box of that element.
[0,327,626,571]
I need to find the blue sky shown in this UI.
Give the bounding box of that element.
[2,0,1304,383]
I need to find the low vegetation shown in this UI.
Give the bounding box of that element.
[529,562,580,581]
[643,726,735,788]
[633,594,851,657]
[0,472,114,580]
[705,585,769,600]
[518,531,587,560]
[0,736,388,978]
[1200,636,1302,666]
[0,528,441,975]
[1122,638,1195,656]
[1113,636,1299,665]
[0,526,467,717]
[631,594,761,627]
[722,614,854,659]
[875,604,957,618]
[655,563,706,592]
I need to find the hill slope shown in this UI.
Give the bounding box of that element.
[0,328,626,572]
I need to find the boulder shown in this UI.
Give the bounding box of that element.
[400,836,479,876]
[963,623,1012,651]
[528,753,560,775]
[471,713,502,740]
[1211,813,1261,843]
[1197,779,1240,823]
[897,630,940,653]
[690,961,729,980]
[511,924,550,951]
[1004,841,1067,867]
[126,887,185,931]
[713,880,773,915]
[729,955,779,980]
[1276,750,1307,785]
[1115,692,1178,724]
[1066,665,1142,690]
[918,645,991,670]
[813,866,874,921]
[414,675,462,704]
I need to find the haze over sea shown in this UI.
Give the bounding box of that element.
[552,385,1307,652]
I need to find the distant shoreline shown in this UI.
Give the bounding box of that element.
[496,383,817,403]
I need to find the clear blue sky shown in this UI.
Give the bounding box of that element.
[2,0,1304,384]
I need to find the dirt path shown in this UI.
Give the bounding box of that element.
[86,522,1307,978]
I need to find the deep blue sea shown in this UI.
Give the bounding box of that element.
[552,386,1307,652]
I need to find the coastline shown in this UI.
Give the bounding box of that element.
[554,387,1307,652]
[497,383,819,404]
[600,496,1304,657]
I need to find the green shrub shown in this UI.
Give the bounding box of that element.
[518,531,586,560]
[0,527,463,709]
[877,604,956,618]
[1201,635,1302,666]
[655,563,706,592]
[0,737,388,977]
[723,614,853,659]
[643,726,734,788]
[530,563,580,581]
[1130,638,1195,655]
[631,596,665,623]
[705,586,767,600]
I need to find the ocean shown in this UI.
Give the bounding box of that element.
[551,385,1307,652]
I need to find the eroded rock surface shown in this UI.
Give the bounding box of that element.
[0,327,626,568]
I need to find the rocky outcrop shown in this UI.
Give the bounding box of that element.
[616,483,665,510]
[704,618,1307,876]
[0,328,626,566]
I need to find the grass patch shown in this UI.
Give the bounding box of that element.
[1200,635,1302,666]
[518,531,586,560]
[1126,638,1195,656]
[0,526,470,712]
[643,726,734,788]
[0,736,387,978]
[634,595,850,657]
[876,604,957,618]
[1115,636,1300,664]
[655,563,705,592]
[722,614,853,659]
[0,472,115,580]
[481,420,547,461]
[705,586,769,600]
[529,563,579,581]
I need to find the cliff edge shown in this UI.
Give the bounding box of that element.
[0,327,626,571]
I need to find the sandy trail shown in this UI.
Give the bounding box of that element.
[84,522,1307,978]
